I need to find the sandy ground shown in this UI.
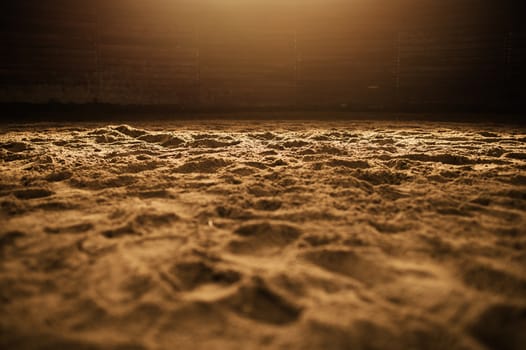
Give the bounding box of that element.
[1,120,525,350]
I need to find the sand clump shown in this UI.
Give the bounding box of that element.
[1,120,525,349]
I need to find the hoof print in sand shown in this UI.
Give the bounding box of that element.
[102,213,178,238]
[70,175,136,190]
[170,261,241,291]
[13,188,54,200]
[134,213,179,227]
[1,141,32,152]
[253,198,282,211]
[175,157,230,173]
[189,139,240,148]
[469,304,526,350]
[45,223,94,235]
[228,221,302,255]
[327,159,370,169]
[302,249,392,286]
[222,279,302,325]
[138,132,172,145]
[45,171,73,182]
[369,220,410,234]
[462,263,526,299]
[102,224,138,239]
[0,231,26,249]
[134,189,175,199]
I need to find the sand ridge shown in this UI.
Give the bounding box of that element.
[1,120,526,349]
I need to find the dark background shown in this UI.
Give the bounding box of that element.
[1,0,525,119]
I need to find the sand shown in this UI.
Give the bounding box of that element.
[1,120,525,350]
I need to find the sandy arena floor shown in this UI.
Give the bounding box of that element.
[1,120,526,349]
